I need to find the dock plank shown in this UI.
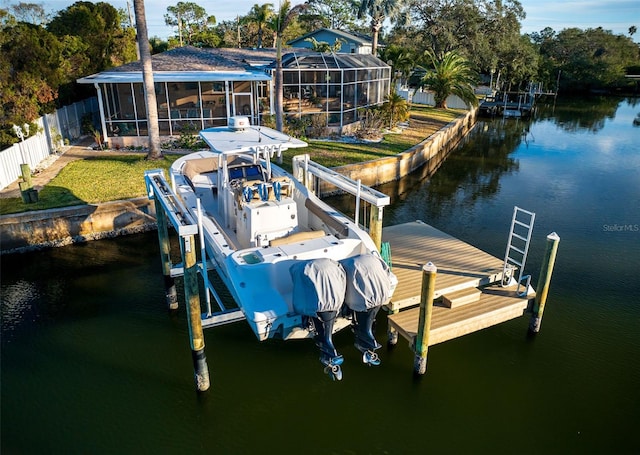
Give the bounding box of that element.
[383,221,504,310]
[387,284,533,346]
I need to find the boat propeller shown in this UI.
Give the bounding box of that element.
[321,355,344,381]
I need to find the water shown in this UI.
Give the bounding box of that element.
[2,97,639,454]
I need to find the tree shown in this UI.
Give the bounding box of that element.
[244,3,274,49]
[272,1,309,132]
[357,0,408,55]
[164,1,216,47]
[305,0,361,30]
[382,89,410,128]
[47,2,127,72]
[379,44,415,87]
[0,22,62,147]
[304,36,344,52]
[420,51,478,109]
[9,2,48,25]
[538,27,640,92]
[133,0,162,159]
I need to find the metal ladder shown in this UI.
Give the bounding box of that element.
[502,206,535,295]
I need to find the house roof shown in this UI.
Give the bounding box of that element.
[78,46,306,84]
[77,45,388,85]
[287,28,372,46]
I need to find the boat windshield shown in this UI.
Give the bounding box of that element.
[228,164,265,181]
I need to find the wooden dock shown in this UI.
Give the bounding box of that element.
[382,221,534,348]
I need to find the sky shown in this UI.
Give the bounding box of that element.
[6,0,640,40]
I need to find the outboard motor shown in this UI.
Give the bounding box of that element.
[340,254,393,366]
[291,258,347,380]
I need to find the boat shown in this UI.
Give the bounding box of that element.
[146,117,397,380]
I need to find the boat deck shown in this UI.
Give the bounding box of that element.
[382,221,533,346]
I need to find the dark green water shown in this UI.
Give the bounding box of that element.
[2,97,639,454]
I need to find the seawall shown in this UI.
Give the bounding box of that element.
[317,109,477,196]
[0,197,156,254]
[0,110,477,254]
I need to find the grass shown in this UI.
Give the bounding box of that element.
[0,106,464,215]
[281,106,463,170]
[0,154,180,215]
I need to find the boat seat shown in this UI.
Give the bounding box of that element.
[183,157,219,182]
[269,230,326,247]
[233,179,265,207]
[268,176,292,200]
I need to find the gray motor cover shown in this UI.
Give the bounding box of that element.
[340,254,392,312]
[290,258,346,316]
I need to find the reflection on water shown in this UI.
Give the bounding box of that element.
[2,97,639,454]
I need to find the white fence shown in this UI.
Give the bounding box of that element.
[0,97,99,190]
[398,88,470,109]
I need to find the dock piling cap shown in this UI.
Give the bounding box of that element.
[547,232,560,241]
[423,262,437,273]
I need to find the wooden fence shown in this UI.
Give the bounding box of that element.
[0,97,99,190]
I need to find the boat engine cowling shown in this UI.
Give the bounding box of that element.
[290,258,346,316]
[341,253,393,358]
[340,253,393,312]
[291,258,347,373]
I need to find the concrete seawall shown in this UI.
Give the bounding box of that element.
[318,109,476,196]
[0,110,476,254]
[0,197,156,254]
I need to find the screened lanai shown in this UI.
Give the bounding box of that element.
[280,52,391,128]
[77,46,391,147]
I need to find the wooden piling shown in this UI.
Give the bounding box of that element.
[414,262,437,375]
[153,198,178,310]
[20,164,32,187]
[369,205,384,252]
[529,232,560,333]
[180,234,210,392]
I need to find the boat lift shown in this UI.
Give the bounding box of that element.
[145,169,245,329]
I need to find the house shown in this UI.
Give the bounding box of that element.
[288,29,373,55]
[77,45,391,148]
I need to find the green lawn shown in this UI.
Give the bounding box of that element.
[0,155,180,215]
[0,107,464,215]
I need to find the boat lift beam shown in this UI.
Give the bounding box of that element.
[145,169,245,329]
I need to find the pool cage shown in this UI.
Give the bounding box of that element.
[279,52,391,131]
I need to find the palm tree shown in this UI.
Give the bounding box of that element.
[245,3,274,48]
[420,51,478,110]
[383,90,410,129]
[272,0,308,132]
[357,0,407,56]
[304,37,344,53]
[379,44,415,88]
[133,0,162,159]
